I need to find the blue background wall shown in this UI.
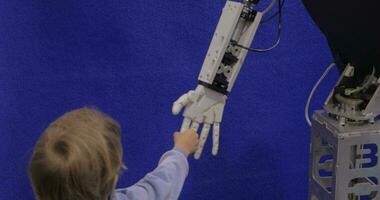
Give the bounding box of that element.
[0,0,339,199]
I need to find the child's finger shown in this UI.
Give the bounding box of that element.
[190,122,200,132]
[173,132,179,141]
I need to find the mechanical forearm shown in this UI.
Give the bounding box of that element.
[198,0,262,95]
[172,0,273,159]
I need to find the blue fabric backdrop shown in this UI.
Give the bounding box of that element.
[0,0,339,199]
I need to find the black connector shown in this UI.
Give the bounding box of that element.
[222,52,239,66]
[199,73,229,95]
[241,9,257,21]
[248,0,260,4]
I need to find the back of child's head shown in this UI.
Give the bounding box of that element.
[29,107,123,200]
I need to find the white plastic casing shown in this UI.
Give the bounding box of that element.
[198,1,262,92]
[198,1,243,84]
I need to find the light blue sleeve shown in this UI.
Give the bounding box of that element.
[110,149,189,200]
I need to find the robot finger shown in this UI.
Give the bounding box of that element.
[214,103,225,123]
[172,91,195,115]
[194,123,211,160]
[180,117,192,132]
[212,122,220,156]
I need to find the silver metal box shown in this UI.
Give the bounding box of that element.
[309,111,380,200]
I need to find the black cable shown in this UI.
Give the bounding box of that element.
[233,0,284,53]
[261,0,285,24]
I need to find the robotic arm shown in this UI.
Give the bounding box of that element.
[173,0,380,160]
[172,0,272,159]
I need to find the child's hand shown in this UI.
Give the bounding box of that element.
[174,129,199,157]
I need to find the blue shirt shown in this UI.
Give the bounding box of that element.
[110,149,189,200]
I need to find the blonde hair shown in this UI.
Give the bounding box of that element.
[29,107,123,200]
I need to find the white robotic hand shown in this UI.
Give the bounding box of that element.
[171,0,263,159]
[172,85,227,159]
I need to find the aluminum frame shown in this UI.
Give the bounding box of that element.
[309,110,380,200]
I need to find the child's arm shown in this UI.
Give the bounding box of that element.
[111,130,199,200]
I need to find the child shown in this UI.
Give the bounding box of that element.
[28,107,199,200]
